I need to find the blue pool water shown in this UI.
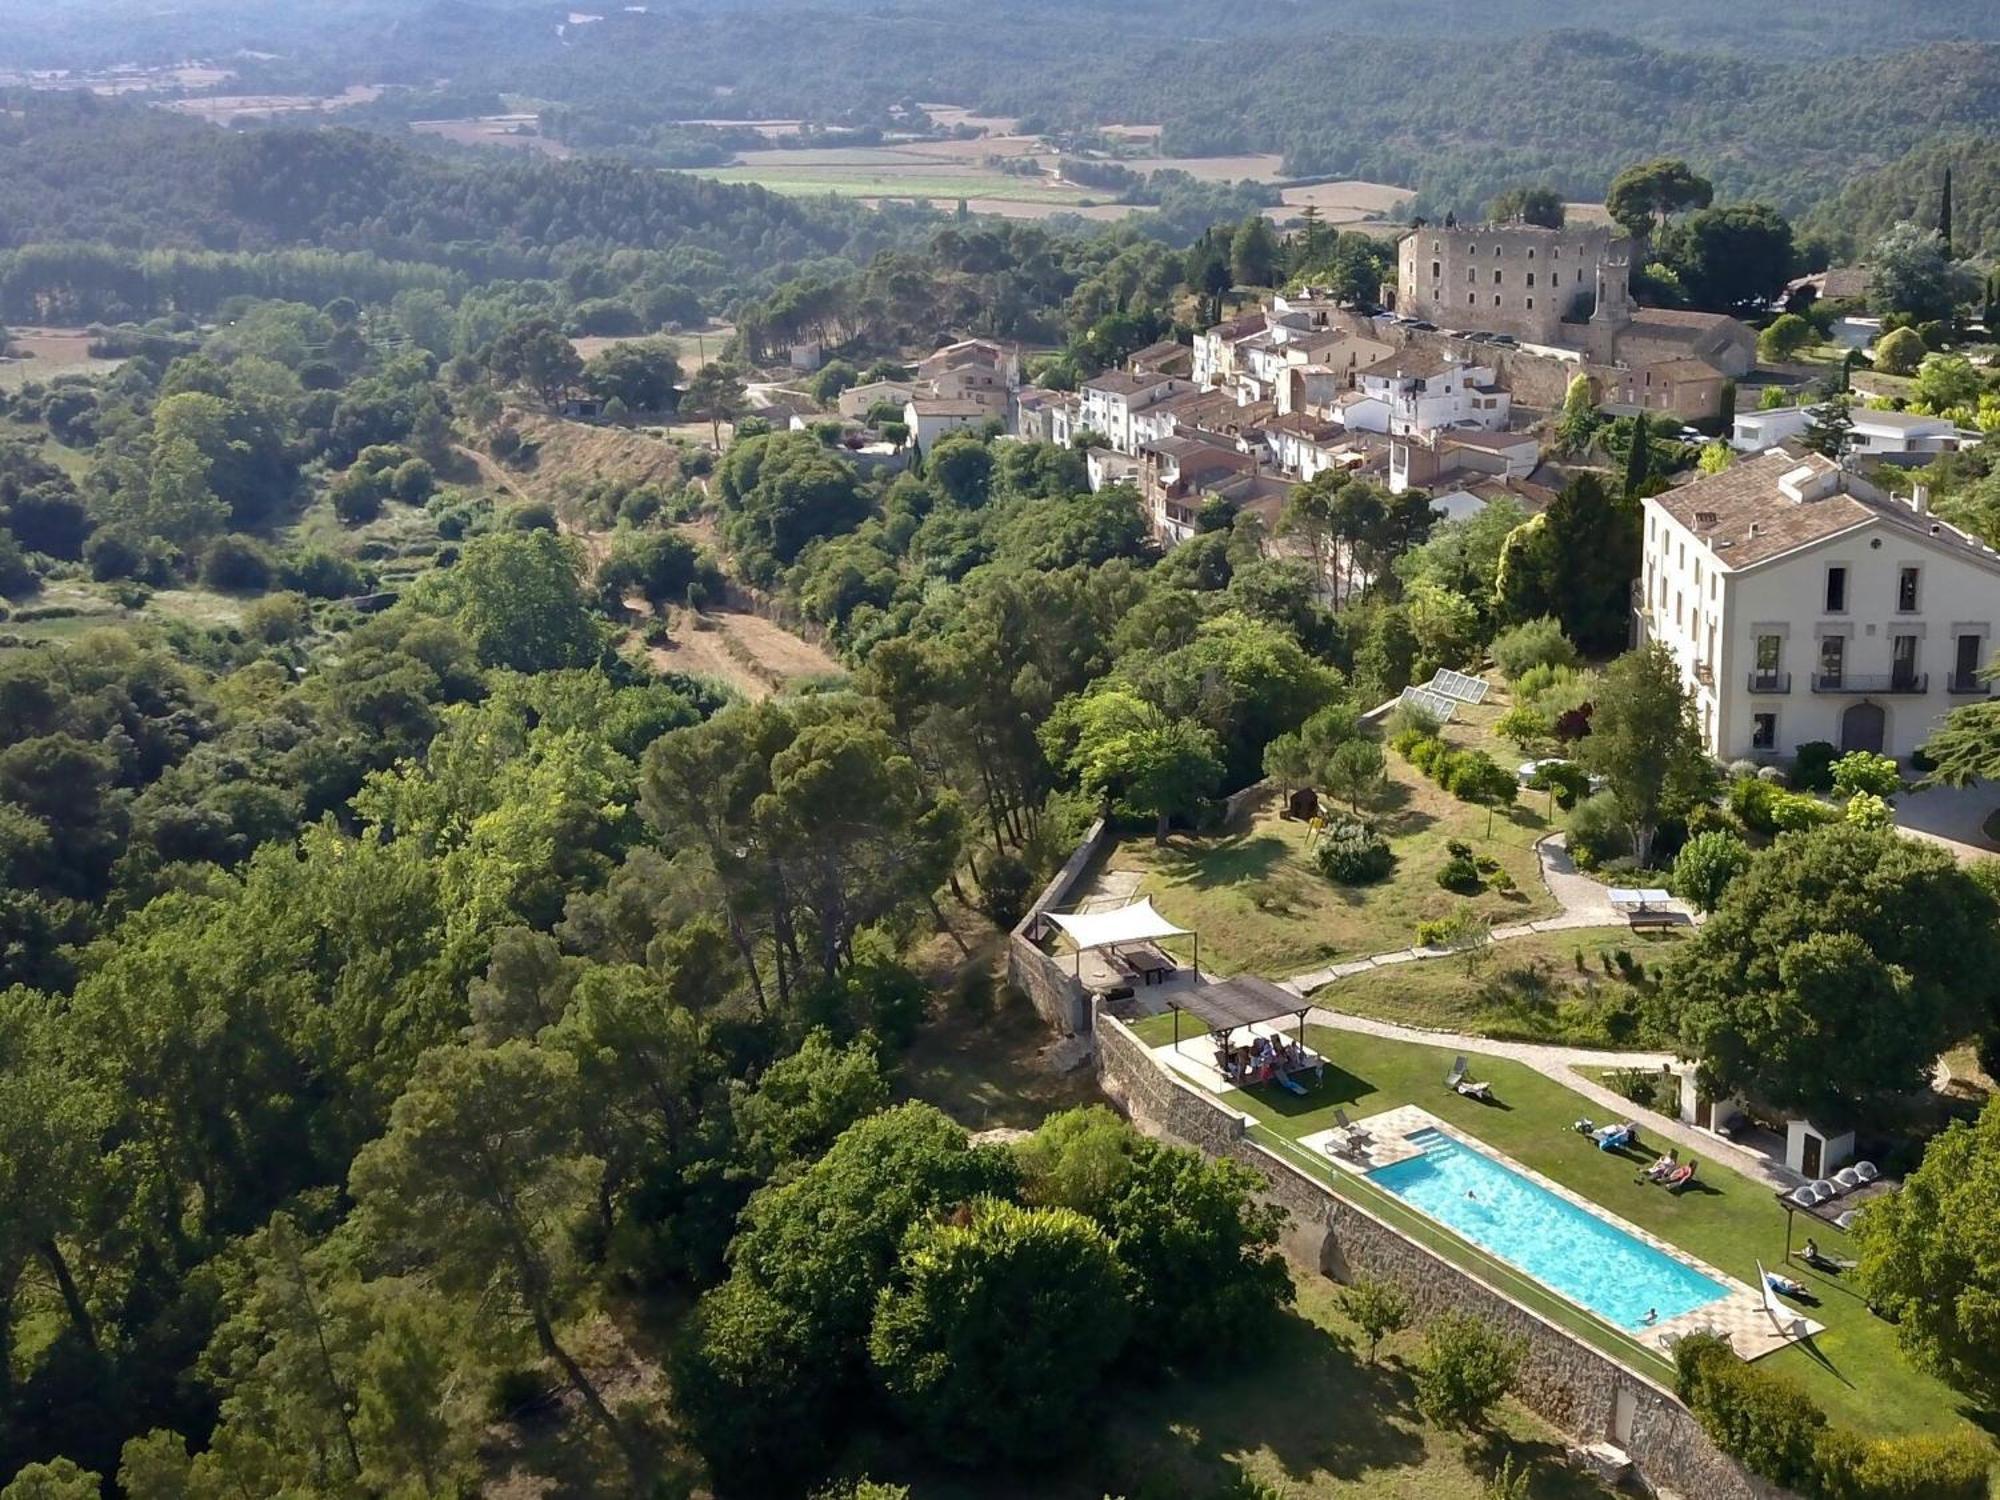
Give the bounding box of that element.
[1369,1129,1727,1329]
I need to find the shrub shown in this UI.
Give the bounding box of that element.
[1675,1332,1824,1491]
[330,469,385,525]
[1873,326,1926,376]
[1526,759,1590,810]
[1385,701,1443,742]
[1494,704,1552,750]
[1811,1429,1992,1500]
[279,548,365,599]
[1444,750,1518,809]
[1437,852,1482,892]
[506,500,559,532]
[243,590,310,644]
[1412,1311,1523,1432]
[199,533,274,592]
[1726,758,1761,780]
[1565,790,1624,868]
[1315,814,1394,885]
[1490,616,1578,679]
[1405,735,1447,775]
[1844,791,1891,829]
[1770,791,1839,832]
[977,854,1036,930]
[1447,840,1474,860]
[1830,751,1901,802]
[1729,774,1779,833]
[1672,830,1752,913]
[1790,741,1838,792]
[391,457,436,503]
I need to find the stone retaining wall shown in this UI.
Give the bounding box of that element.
[1004,818,1110,1036]
[1094,1009,1794,1500]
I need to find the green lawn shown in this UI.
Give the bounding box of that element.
[1311,930,1683,1049]
[1126,1017,1994,1450]
[1102,693,1559,979]
[847,1271,1619,1500]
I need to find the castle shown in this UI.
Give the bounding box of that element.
[1392,221,1755,379]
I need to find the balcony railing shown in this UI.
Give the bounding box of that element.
[1694,661,1714,686]
[1947,674,1993,696]
[1811,672,1928,695]
[1746,670,1791,694]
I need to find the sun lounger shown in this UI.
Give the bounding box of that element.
[1444,1055,1493,1099]
[1334,1107,1371,1143]
[1592,1121,1638,1151]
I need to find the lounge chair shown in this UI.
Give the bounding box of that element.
[1334,1107,1372,1144]
[1444,1055,1493,1099]
[1665,1159,1699,1193]
[1592,1121,1639,1151]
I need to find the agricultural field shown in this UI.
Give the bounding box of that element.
[407,114,572,156]
[0,328,125,391]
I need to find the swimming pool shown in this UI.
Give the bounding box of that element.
[1369,1128,1728,1330]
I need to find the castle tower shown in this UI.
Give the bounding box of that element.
[1586,243,1634,360]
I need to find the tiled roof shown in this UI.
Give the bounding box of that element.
[1084,369,1172,398]
[1205,311,1268,342]
[1360,347,1460,381]
[1640,358,1726,381]
[1442,429,1537,454]
[909,398,989,416]
[1653,448,2000,573]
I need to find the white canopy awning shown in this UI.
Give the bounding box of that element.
[1608,887,1673,907]
[1045,898,1189,951]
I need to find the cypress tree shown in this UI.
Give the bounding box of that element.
[1939,164,1953,259]
[1623,412,1651,495]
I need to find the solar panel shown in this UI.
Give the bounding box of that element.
[1428,667,1490,704]
[1399,685,1458,723]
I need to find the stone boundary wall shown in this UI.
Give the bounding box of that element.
[1004,817,1110,1036]
[1094,1010,1795,1500]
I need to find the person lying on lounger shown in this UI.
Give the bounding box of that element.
[1765,1271,1808,1299]
[1637,1150,1678,1182]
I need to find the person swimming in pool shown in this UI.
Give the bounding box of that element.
[1641,1308,1659,1326]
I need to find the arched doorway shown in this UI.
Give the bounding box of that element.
[1840,701,1886,755]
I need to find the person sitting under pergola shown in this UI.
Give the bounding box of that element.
[1163,975,1321,1093]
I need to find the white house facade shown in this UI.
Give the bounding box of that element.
[1638,448,2000,763]
[1077,371,1188,454]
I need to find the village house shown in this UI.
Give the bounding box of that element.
[1389,428,1539,494]
[1731,405,1975,461]
[903,396,991,453]
[1012,385,1076,445]
[1128,338,1194,378]
[837,378,919,422]
[1078,370,1195,454]
[1346,349,1511,436]
[916,337,1021,391]
[1637,447,2000,762]
[1602,357,1728,421]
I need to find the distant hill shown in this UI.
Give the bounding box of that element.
[1801,135,2000,261]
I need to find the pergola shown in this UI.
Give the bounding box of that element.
[1044,897,1197,979]
[1166,974,1311,1053]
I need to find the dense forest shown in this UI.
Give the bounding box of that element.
[1,0,1994,223]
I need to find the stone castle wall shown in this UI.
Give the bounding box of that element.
[1395,223,1625,346]
[1004,817,1110,1037]
[1093,1011,1796,1500]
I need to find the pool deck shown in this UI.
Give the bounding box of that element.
[1146,1032,1824,1366]
[1316,1106,1821,1362]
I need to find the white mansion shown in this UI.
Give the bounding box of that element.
[1638,449,2000,763]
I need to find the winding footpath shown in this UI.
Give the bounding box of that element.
[1270,835,1801,1190]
